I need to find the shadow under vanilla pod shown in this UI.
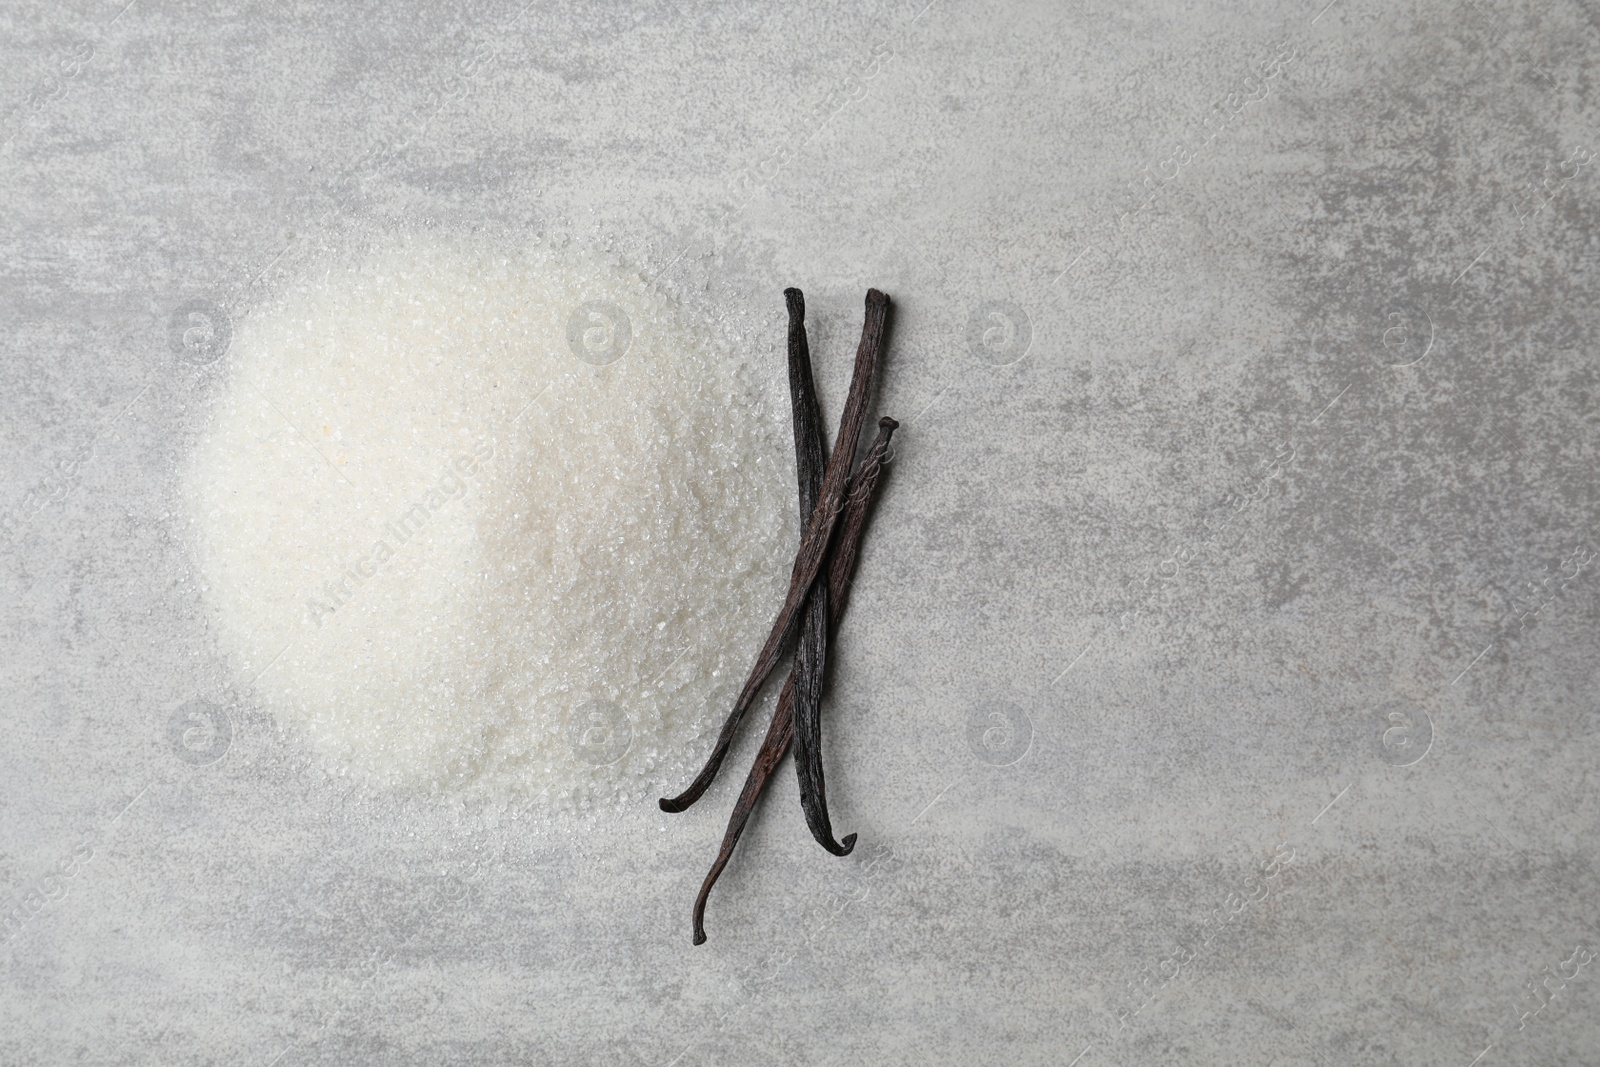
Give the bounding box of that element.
[659,287,898,944]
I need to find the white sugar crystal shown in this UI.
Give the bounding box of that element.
[184,236,788,804]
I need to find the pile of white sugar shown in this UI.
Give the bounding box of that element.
[184,236,789,803]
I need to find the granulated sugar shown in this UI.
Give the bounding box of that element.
[184,236,789,804]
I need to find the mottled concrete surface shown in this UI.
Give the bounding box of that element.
[3,1,1599,1064]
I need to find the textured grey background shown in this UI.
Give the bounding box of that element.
[3,0,1600,1064]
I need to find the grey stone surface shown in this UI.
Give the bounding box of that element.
[3,0,1599,1064]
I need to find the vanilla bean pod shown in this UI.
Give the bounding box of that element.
[781,289,852,858]
[660,289,889,813]
[691,416,898,944]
